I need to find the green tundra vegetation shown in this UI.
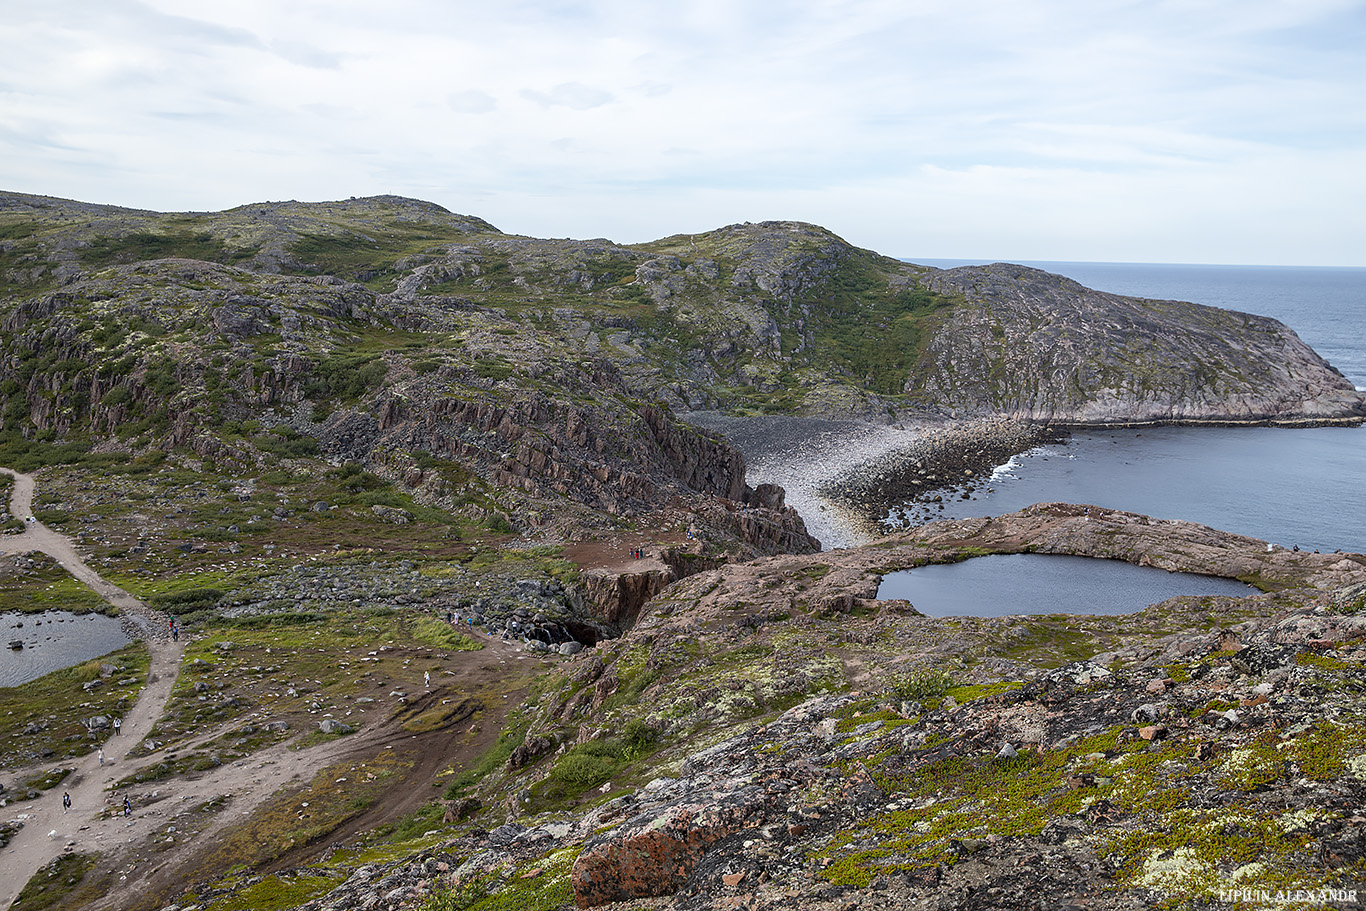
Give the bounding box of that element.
[1,193,1362,911]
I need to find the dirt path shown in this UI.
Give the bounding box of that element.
[2,468,557,911]
[2,467,184,911]
[1,468,162,637]
[563,529,689,573]
[89,638,541,911]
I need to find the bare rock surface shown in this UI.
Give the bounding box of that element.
[257,505,1366,911]
[916,262,1366,424]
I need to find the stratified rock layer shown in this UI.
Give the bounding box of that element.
[914,262,1365,424]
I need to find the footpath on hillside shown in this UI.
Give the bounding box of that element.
[1,467,184,911]
[0,467,547,911]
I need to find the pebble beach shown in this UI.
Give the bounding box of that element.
[683,413,1054,549]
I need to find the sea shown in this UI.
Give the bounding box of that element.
[900,260,1366,557]
[716,259,1366,615]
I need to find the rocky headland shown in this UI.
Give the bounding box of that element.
[1,191,1365,911]
[915,262,1366,424]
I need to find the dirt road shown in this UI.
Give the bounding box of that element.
[2,467,550,911]
[1,469,162,637]
[2,468,184,910]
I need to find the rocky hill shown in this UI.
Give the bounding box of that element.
[1,192,1364,911]
[234,506,1366,911]
[2,191,1361,438]
[0,193,828,561]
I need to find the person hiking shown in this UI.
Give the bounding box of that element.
[123,795,131,817]
[113,716,121,735]
[62,792,71,812]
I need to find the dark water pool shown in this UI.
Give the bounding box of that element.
[0,610,131,687]
[877,553,1255,617]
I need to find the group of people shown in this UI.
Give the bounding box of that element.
[445,609,480,633]
[168,616,179,641]
[60,792,130,817]
[628,546,646,560]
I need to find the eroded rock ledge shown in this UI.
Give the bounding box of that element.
[652,503,1366,627]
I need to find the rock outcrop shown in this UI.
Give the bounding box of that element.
[636,503,1366,635]
[290,604,1366,910]
[914,262,1366,424]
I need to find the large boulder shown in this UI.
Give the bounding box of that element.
[318,719,355,735]
[570,788,771,907]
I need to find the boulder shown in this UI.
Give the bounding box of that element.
[571,788,770,907]
[319,719,355,735]
[508,734,559,771]
[370,505,413,525]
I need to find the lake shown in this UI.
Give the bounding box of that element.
[877,553,1255,618]
[0,610,131,688]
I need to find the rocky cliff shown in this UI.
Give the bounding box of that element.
[2,192,1361,435]
[914,263,1365,424]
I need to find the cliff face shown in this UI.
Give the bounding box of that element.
[914,263,1365,424]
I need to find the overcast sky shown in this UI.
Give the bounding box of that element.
[4,0,1364,265]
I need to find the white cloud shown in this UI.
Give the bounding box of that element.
[520,82,615,110]
[0,0,1362,264]
[448,91,498,114]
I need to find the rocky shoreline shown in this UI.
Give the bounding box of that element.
[817,418,1061,535]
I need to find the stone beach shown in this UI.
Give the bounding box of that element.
[815,418,1059,536]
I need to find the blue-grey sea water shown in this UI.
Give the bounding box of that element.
[903,260,1366,556]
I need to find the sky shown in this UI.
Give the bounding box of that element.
[3,0,1365,266]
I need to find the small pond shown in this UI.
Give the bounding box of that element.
[876,553,1255,618]
[0,610,132,688]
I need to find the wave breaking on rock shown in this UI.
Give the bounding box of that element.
[817,418,1060,535]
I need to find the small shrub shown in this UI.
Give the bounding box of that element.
[622,719,659,758]
[534,739,627,803]
[888,668,955,702]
